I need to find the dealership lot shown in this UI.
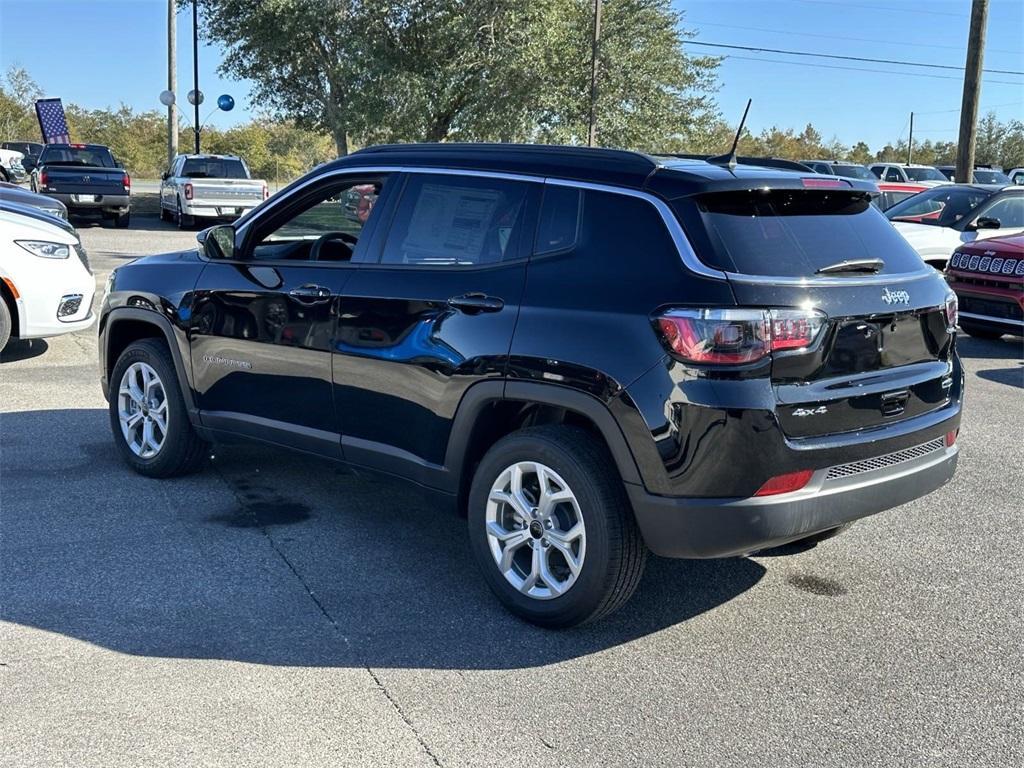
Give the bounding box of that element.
[1,200,1022,767]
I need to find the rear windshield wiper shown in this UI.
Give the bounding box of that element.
[815,258,885,275]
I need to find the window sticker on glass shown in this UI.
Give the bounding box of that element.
[401,184,502,264]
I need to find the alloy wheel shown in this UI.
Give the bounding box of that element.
[117,361,168,458]
[485,461,586,600]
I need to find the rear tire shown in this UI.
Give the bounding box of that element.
[109,338,208,478]
[959,322,1003,340]
[114,212,130,228]
[467,425,647,628]
[0,298,12,353]
[176,199,193,229]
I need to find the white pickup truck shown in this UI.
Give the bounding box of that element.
[159,154,267,228]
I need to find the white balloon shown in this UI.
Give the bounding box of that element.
[159,90,176,106]
[187,90,205,106]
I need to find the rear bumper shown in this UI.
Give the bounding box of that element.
[183,202,259,219]
[50,192,130,214]
[628,440,958,558]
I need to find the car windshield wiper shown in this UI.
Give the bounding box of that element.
[815,258,885,275]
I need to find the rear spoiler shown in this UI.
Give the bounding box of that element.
[667,154,816,173]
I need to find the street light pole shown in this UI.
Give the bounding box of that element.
[192,0,200,154]
[167,0,177,167]
[587,0,602,148]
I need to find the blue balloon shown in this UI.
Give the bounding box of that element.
[217,94,235,112]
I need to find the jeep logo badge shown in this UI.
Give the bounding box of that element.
[881,287,910,305]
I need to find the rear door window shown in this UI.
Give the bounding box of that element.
[676,189,926,277]
[380,174,537,266]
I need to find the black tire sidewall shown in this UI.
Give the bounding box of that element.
[467,429,620,627]
[108,339,201,477]
[0,298,11,352]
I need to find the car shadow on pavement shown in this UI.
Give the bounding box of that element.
[1,408,766,670]
[0,338,48,363]
[976,365,1024,389]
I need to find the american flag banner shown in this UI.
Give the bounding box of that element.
[35,98,71,144]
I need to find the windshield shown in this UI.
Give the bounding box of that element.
[678,190,926,277]
[832,165,875,180]
[181,158,249,179]
[973,170,1011,184]
[903,167,947,182]
[885,186,991,227]
[38,146,116,168]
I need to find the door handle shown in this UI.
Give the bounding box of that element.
[289,284,331,299]
[447,293,504,314]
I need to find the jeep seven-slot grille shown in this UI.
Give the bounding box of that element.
[825,438,945,480]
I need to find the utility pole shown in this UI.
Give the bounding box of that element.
[907,112,914,165]
[192,0,200,154]
[587,0,602,148]
[956,0,989,184]
[167,0,177,167]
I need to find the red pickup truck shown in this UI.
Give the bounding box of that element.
[945,233,1024,339]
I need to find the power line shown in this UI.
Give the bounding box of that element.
[914,100,1023,115]
[686,20,1022,56]
[720,54,1024,86]
[792,0,966,18]
[689,41,1024,76]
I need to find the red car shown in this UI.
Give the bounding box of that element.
[875,181,929,211]
[945,233,1024,339]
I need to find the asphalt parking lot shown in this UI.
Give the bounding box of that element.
[1,196,1022,767]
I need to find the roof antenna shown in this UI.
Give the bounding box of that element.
[707,98,751,169]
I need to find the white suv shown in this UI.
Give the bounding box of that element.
[0,205,96,352]
[869,163,950,187]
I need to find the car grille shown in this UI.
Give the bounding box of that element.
[825,438,945,480]
[959,295,1024,322]
[74,243,91,274]
[950,250,1024,277]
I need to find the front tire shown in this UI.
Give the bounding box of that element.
[0,298,12,352]
[467,426,647,628]
[108,339,208,477]
[959,321,1004,340]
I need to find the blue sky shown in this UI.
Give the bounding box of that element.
[1,0,1021,150]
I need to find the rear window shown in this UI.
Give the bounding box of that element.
[832,164,875,180]
[903,167,947,182]
[181,158,249,179]
[973,170,1010,184]
[678,190,926,277]
[39,146,115,168]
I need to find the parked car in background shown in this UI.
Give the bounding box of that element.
[874,181,928,211]
[801,159,876,180]
[870,163,950,187]
[886,185,1024,269]
[159,154,268,229]
[0,181,68,220]
[0,203,94,352]
[25,143,131,227]
[935,166,1012,185]
[2,141,44,165]
[0,147,27,183]
[946,233,1024,339]
[100,144,961,627]
[1008,168,1024,185]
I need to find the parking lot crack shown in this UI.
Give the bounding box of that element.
[367,668,444,767]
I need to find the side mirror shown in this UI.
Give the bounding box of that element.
[973,216,1001,230]
[160,171,169,180]
[199,224,236,260]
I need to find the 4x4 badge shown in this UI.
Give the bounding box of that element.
[793,406,828,417]
[881,287,910,305]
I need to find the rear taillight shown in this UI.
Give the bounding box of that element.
[184,182,193,200]
[945,429,958,447]
[39,170,48,187]
[122,173,131,192]
[802,177,849,189]
[655,308,825,365]
[754,469,814,496]
[944,292,958,331]
[262,184,269,200]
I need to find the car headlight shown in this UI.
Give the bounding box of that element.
[15,240,71,259]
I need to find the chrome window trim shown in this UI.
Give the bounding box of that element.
[236,162,934,286]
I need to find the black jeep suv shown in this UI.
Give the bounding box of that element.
[99,144,963,627]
